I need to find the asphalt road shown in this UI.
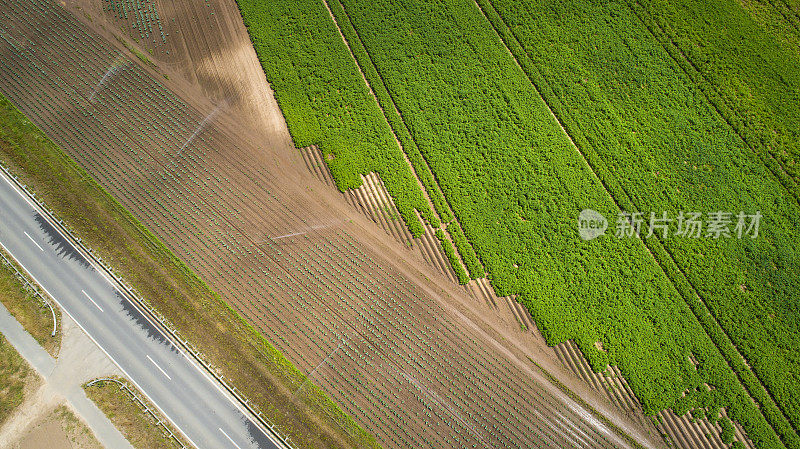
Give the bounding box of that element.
[0,169,282,449]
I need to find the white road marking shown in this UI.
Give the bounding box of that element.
[103,270,283,446]
[1,169,285,449]
[146,355,172,380]
[219,428,243,449]
[23,231,44,251]
[0,241,201,449]
[81,289,104,312]
[1,173,35,208]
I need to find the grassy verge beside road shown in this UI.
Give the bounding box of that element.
[0,247,61,356]
[0,91,379,449]
[84,378,187,449]
[0,333,37,427]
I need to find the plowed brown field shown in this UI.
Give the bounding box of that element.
[0,0,664,447]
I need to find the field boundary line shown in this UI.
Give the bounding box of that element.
[472,0,799,447]
[321,0,479,283]
[624,0,800,437]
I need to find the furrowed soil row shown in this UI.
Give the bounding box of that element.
[301,145,524,311]
[228,225,621,448]
[297,110,675,448]
[300,146,458,284]
[0,1,632,447]
[0,7,648,448]
[321,0,477,284]
[250,227,579,447]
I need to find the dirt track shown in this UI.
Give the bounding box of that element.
[0,0,667,447]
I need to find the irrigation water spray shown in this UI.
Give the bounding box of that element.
[89,57,130,102]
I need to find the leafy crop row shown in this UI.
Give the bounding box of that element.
[235,0,435,236]
[236,0,799,446]
[435,228,469,284]
[630,0,800,201]
[446,222,483,279]
[479,0,800,445]
[326,0,788,445]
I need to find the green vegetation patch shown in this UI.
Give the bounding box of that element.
[235,0,436,236]
[235,0,800,447]
[632,0,800,198]
[480,0,800,445]
[0,334,34,427]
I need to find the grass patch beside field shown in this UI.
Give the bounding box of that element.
[0,90,379,448]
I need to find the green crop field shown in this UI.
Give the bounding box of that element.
[478,0,800,445]
[235,0,437,237]
[236,0,800,447]
[632,0,800,199]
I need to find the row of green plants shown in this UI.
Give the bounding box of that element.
[630,0,800,435]
[435,228,469,283]
[235,0,798,447]
[479,0,800,446]
[236,0,490,283]
[329,1,789,447]
[235,0,435,237]
[446,222,483,279]
[325,0,489,282]
[326,0,452,226]
[630,0,800,201]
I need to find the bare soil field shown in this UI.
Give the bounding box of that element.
[12,405,103,449]
[0,0,665,447]
[64,0,297,158]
